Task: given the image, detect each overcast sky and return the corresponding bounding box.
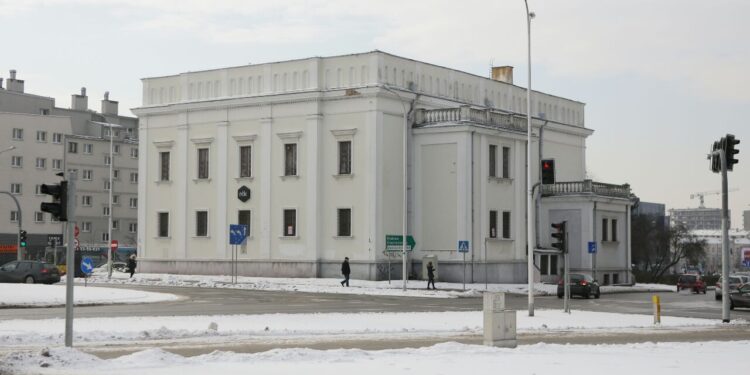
[1,0,748,227]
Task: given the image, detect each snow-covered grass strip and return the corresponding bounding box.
[0,284,180,308]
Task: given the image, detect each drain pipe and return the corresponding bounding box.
[535,121,548,248]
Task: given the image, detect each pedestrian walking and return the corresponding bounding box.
[427,261,436,290]
[340,257,351,287]
[127,254,137,278]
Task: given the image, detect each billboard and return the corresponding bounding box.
[743,248,750,268]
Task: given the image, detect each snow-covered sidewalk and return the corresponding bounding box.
[2,340,747,375]
[0,309,724,348]
[0,284,181,308]
[84,269,674,298]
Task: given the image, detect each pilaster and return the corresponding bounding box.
[260,117,273,259]
[306,113,323,272]
[176,121,189,259]
[216,121,229,258]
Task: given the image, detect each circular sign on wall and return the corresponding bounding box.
[238,186,251,202]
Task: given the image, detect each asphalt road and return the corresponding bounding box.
[1,284,749,321]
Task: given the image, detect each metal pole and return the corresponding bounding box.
[485,237,488,291]
[463,252,466,291]
[720,148,730,323]
[64,171,77,347]
[564,252,570,313]
[107,126,114,279]
[524,0,536,317]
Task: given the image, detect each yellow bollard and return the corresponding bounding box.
[652,295,661,324]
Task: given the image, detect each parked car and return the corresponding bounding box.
[676,274,706,294]
[716,275,746,300]
[729,284,750,310]
[0,260,61,284]
[557,273,601,299]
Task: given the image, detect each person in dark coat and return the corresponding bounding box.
[340,257,351,287]
[427,261,436,290]
[127,254,137,278]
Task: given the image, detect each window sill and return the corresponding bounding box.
[487,237,513,242]
[332,173,354,179]
[193,178,212,183]
[155,236,172,239]
[334,235,354,239]
[234,176,254,182]
[279,235,300,240]
[192,236,211,239]
[488,176,513,184]
[155,180,172,185]
[279,175,300,180]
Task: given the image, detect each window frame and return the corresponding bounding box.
[238,210,252,237]
[602,218,609,242]
[36,130,47,143]
[336,207,352,237]
[502,211,511,239]
[159,151,171,181]
[489,144,497,177]
[197,147,210,179]
[284,143,298,177]
[239,145,252,178]
[489,210,498,239]
[282,208,298,237]
[195,210,209,237]
[337,140,352,175]
[157,211,170,238]
[502,146,510,179]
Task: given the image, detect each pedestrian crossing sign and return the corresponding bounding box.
[458,240,470,253]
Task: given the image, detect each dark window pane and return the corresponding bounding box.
[550,256,558,275]
[502,146,510,178]
[239,146,252,177]
[284,144,297,176]
[160,152,170,181]
[283,209,296,236]
[540,255,549,275]
[196,211,208,237]
[602,218,608,241]
[489,210,498,238]
[502,211,511,239]
[489,145,497,177]
[338,208,351,236]
[338,141,351,175]
[198,148,209,179]
[238,210,251,234]
[612,219,618,242]
[158,212,169,237]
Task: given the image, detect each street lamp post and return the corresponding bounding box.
[90,122,120,280]
[524,0,536,317]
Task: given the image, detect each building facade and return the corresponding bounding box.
[669,208,728,231]
[743,210,750,231]
[134,51,634,283]
[0,70,138,263]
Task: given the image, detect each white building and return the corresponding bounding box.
[134,51,634,283]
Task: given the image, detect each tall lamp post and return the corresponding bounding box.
[91,121,121,280]
[382,84,410,291]
[524,0,536,317]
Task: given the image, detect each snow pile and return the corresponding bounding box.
[2,340,747,374]
[0,284,180,308]
[0,309,722,347]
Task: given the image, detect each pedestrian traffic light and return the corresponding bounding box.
[551,221,566,253]
[541,159,555,184]
[710,140,721,173]
[19,230,27,247]
[725,134,740,171]
[40,181,68,221]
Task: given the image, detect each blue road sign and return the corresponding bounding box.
[229,224,248,245]
[743,260,750,268]
[588,241,597,254]
[80,257,94,275]
[458,240,470,253]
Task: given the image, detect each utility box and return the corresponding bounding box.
[483,292,517,348]
[422,255,438,280]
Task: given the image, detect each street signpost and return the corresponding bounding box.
[229,224,248,284]
[80,256,93,286]
[458,240,470,290]
[588,241,597,254]
[385,235,415,251]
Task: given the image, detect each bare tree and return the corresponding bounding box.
[632,214,706,282]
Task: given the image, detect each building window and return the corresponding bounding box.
[10,183,21,195]
[129,223,137,233]
[337,208,352,237]
[338,141,351,175]
[82,222,92,232]
[113,169,120,180]
[160,151,170,181]
[81,195,92,206]
[130,147,139,159]
[103,206,110,216]
[129,198,137,208]
[36,131,47,142]
[502,211,511,239]
[35,158,46,169]
[502,146,510,178]
[238,210,251,236]
[284,144,297,176]
[82,169,93,180]
[112,220,119,230]
[112,195,120,205]
[239,146,252,178]
[35,212,44,223]
[489,145,497,177]
[83,144,93,154]
[197,148,209,179]
[35,185,43,195]
[130,172,138,183]
[10,211,19,223]
[52,159,62,170]
[158,212,169,237]
[52,133,63,144]
[68,142,78,153]
[104,156,111,166]
[602,218,609,241]
[11,156,22,167]
[113,144,120,154]
[612,219,618,242]
[101,232,109,242]
[489,210,498,238]
[12,128,23,140]
[283,209,297,236]
[195,211,208,237]
[104,180,111,191]
[540,255,558,275]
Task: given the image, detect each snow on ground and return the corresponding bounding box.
[84,268,674,298]
[0,284,180,308]
[0,309,723,347]
[2,340,747,375]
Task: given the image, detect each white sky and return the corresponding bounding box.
[1,0,748,226]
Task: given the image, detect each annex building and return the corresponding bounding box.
[134,51,634,284]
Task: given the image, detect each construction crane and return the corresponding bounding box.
[690,188,739,208]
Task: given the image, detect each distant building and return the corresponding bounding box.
[685,229,750,274]
[0,70,138,263]
[633,201,667,228]
[669,207,728,231]
[744,210,750,231]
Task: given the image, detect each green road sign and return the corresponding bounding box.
[385,234,415,251]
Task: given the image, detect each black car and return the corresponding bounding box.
[0,260,61,284]
[729,284,750,310]
[557,273,601,299]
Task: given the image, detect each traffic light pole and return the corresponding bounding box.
[64,171,77,347]
[719,149,730,323]
[564,229,570,314]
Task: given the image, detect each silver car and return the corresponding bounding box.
[715,275,746,300]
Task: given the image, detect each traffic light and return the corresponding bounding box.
[541,159,555,184]
[710,140,721,173]
[725,134,740,171]
[40,181,68,221]
[551,221,567,253]
[19,230,27,247]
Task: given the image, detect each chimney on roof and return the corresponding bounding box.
[72,86,88,111]
[491,66,514,84]
[6,69,25,93]
[101,91,119,115]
